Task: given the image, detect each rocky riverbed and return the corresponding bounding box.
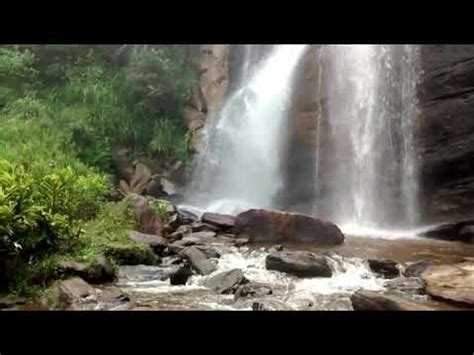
[2,196,473,311]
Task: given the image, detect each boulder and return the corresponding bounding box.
[177,207,200,224]
[169,264,193,285]
[181,246,216,275]
[265,251,332,277]
[132,194,163,236]
[421,220,474,243]
[196,246,221,259]
[234,283,273,300]
[56,256,116,284]
[190,221,221,233]
[43,277,97,309]
[385,277,425,295]
[368,259,400,279]
[203,269,248,294]
[0,296,28,310]
[421,262,474,307]
[145,177,164,198]
[160,177,178,196]
[235,209,344,245]
[130,162,152,193]
[43,277,131,310]
[201,212,236,229]
[118,265,172,282]
[104,243,159,265]
[403,260,434,278]
[112,148,134,183]
[350,290,444,311]
[128,231,167,252]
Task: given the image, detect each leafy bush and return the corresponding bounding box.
[0,159,109,256]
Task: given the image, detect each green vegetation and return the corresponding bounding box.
[0,45,196,296]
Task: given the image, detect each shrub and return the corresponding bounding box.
[0,159,109,256]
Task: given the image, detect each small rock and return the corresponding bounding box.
[403,260,434,278]
[204,269,248,294]
[161,256,183,266]
[181,246,216,275]
[201,212,236,229]
[196,246,221,259]
[233,237,250,247]
[190,221,221,233]
[190,231,217,239]
[385,277,425,295]
[265,251,332,277]
[169,264,193,285]
[118,265,171,282]
[368,259,400,279]
[177,207,200,224]
[234,283,273,300]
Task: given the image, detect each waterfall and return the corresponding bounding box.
[186,45,307,215]
[315,45,422,235]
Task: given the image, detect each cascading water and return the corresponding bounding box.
[315,45,422,235]
[186,45,307,214]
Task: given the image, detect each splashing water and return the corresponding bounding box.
[316,45,422,235]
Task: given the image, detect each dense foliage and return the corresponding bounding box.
[0,45,196,294]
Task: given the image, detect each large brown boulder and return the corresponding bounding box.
[265,251,332,278]
[131,195,163,236]
[421,262,474,307]
[350,290,447,311]
[235,209,344,245]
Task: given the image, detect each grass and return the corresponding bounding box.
[7,197,149,297]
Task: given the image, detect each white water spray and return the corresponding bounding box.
[187,45,307,214]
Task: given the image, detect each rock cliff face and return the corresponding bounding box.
[185,45,231,152]
[418,45,474,222]
[186,44,474,225]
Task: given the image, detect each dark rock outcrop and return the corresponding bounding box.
[419,45,474,222]
[235,209,344,245]
[421,220,474,243]
[368,259,400,279]
[265,251,332,277]
[169,264,193,285]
